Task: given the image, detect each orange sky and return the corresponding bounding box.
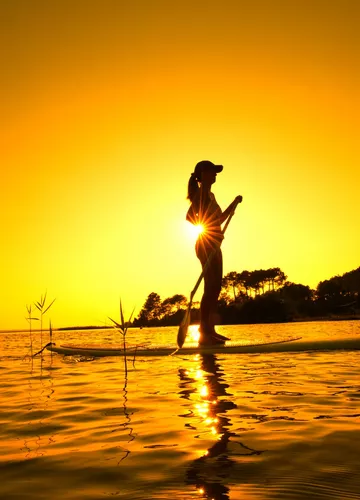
[1,0,359,330]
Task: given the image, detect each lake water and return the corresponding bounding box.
[1,321,360,500]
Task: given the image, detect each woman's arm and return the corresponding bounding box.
[220,195,243,224]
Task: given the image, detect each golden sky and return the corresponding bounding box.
[1,0,359,330]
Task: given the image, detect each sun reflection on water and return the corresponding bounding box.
[191,362,222,444]
[179,353,243,499]
[188,324,200,343]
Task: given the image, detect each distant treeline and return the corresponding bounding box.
[132,266,360,327]
[58,325,112,331]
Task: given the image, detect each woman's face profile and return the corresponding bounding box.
[201,170,217,185]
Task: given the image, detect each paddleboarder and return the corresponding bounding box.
[186,160,242,345]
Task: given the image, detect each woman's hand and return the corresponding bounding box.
[221,196,242,223]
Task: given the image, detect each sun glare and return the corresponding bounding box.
[188,324,200,343]
[186,223,204,240]
[194,224,204,236]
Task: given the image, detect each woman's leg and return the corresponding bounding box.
[196,242,223,341]
[202,248,222,334]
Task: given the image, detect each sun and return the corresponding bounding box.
[194,224,204,236]
[190,224,204,238]
[184,221,205,241]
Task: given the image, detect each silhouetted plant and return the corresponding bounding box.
[34,292,56,350]
[108,300,135,377]
[25,304,39,358]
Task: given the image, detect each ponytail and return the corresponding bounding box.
[187,172,199,202]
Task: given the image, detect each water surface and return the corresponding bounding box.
[1,321,360,499]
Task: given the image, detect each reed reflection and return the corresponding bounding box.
[22,356,55,459]
[116,370,134,463]
[179,351,263,500]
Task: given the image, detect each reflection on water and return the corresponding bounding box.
[117,372,135,463]
[20,359,56,460]
[179,353,264,499]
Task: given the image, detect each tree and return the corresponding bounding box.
[170,294,188,310]
[246,270,263,296]
[222,271,241,301]
[160,297,173,317]
[160,294,187,316]
[316,277,343,300]
[219,291,232,306]
[137,292,162,324]
[238,270,251,297]
[272,267,287,290]
[281,282,314,302]
[342,268,360,297]
[239,293,291,323]
[222,268,288,299]
[265,267,287,291]
[315,269,360,315]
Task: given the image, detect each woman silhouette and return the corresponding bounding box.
[186,161,242,345]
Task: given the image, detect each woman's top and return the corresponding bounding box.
[186,190,223,249]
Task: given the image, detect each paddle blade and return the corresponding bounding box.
[177,308,191,348]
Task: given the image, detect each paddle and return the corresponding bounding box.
[177,199,240,348]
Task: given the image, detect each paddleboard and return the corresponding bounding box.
[46,336,360,357]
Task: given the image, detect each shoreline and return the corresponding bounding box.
[292,315,360,323]
[2,315,359,334]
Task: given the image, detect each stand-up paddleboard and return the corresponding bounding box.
[46,337,360,357]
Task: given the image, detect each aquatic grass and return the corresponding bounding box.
[49,320,53,359]
[33,292,56,350]
[25,304,39,359]
[108,300,135,377]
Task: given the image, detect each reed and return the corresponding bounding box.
[49,320,53,360]
[34,292,56,350]
[25,304,38,358]
[108,300,135,377]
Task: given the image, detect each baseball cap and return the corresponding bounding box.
[194,160,223,179]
